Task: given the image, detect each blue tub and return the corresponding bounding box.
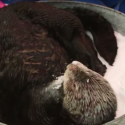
[119,0,125,13]
[1,0,125,14]
[101,0,122,7]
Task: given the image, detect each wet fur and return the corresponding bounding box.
[0,4,69,124]
[64,7,118,65]
[9,1,106,75]
[0,2,116,125]
[0,16,67,125]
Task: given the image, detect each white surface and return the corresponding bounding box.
[96,31,125,118]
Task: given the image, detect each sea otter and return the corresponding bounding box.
[0,1,117,125]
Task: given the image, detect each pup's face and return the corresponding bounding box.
[63,61,93,97]
[62,61,117,125]
[62,61,93,124]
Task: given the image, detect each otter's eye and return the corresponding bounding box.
[72,83,78,91]
[73,83,76,88]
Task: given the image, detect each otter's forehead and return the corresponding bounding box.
[65,61,91,78]
[71,61,103,77]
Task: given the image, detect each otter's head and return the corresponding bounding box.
[62,61,117,125]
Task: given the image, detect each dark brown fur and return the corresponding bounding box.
[64,7,118,65]
[0,2,116,125]
[8,1,106,75]
[0,14,68,124]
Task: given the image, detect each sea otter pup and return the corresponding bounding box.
[61,61,117,125]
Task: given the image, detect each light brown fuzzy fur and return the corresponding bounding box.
[63,61,117,125]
